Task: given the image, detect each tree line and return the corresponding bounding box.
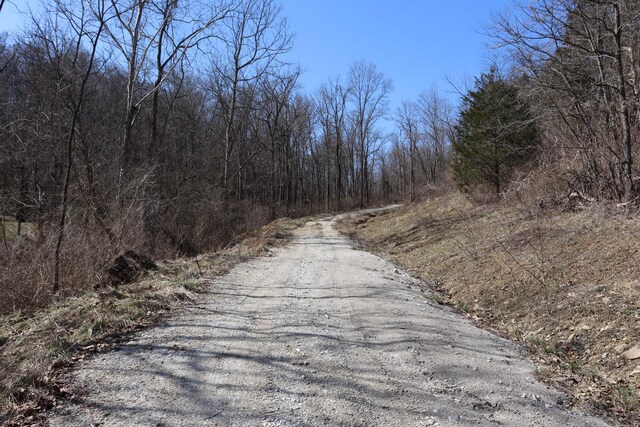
[4,0,631,312]
[0,0,449,311]
[454,0,640,202]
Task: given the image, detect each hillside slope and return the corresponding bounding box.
[338,194,639,425]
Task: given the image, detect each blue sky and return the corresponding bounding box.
[0,1,35,33]
[279,0,514,109]
[0,0,513,121]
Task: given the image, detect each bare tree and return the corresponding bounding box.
[49,0,108,292]
[417,87,452,183]
[492,0,639,201]
[395,100,419,201]
[92,0,230,177]
[255,68,299,218]
[348,61,392,207]
[316,77,350,210]
[210,0,292,193]
[147,0,232,161]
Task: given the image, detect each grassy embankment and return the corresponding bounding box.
[338,193,639,426]
[0,216,308,425]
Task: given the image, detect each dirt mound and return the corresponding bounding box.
[101,250,157,287]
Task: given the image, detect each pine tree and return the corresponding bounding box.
[453,69,539,197]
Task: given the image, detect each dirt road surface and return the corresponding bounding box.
[52,213,610,426]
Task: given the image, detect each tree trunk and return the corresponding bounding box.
[54,18,104,293]
[336,133,342,210]
[613,3,634,199]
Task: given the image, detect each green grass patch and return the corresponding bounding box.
[527,336,557,356]
[612,383,639,412]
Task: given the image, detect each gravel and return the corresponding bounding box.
[51,213,610,426]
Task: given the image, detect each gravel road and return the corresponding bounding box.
[52,213,610,426]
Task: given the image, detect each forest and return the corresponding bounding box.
[1,0,639,314]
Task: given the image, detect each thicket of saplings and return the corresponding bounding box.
[2,0,639,315]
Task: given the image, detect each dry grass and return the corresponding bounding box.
[0,200,284,315]
[0,216,308,426]
[338,192,639,426]
[0,217,37,241]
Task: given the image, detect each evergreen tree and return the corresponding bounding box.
[453,69,539,196]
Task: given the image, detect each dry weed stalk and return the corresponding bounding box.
[450,207,481,262]
[494,208,553,315]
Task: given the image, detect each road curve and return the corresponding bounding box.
[52,214,609,426]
